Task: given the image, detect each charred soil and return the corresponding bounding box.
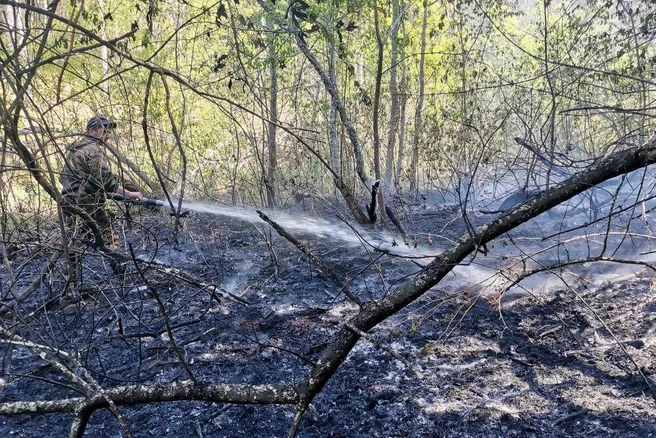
[1,199,656,437]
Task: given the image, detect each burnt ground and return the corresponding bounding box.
[1,196,656,437]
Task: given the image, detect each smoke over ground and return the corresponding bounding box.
[156,165,656,301]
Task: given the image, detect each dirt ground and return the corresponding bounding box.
[1,196,656,437]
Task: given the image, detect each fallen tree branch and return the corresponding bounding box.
[0,328,134,438]
[257,210,362,306]
[0,380,299,415]
[292,136,656,432]
[132,253,249,306]
[0,248,62,317]
[552,407,590,427]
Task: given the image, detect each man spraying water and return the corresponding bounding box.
[60,115,144,290]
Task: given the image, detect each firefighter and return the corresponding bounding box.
[60,115,144,289]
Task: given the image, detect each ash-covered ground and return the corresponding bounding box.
[1,192,656,437]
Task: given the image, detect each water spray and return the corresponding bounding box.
[109,192,439,257]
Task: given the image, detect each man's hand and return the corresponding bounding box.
[116,184,144,201]
[125,190,144,201]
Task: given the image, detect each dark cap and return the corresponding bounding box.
[86,116,117,131]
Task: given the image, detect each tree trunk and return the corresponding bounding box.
[409,0,428,195]
[384,0,401,188]
[542,0,556,189]
[266,19,278,209]
[328,26,367,223]
[372,3,388,222]
[395,14,408,189]
[372,4,383,182]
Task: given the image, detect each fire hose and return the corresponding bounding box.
[107,192,166,207]
[108,193,191,217]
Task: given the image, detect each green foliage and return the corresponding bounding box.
[0,0,654,212]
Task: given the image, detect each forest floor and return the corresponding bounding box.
[1,194,656,437]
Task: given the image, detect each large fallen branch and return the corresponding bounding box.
[289,136,656,434]
[0,380,298,415]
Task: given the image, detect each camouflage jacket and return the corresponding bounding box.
[60,137,119,199]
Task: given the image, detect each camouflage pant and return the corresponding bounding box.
[62,193,115,247]
[62,194,118,289]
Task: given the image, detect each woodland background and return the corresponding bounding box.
[1,0,656,437]
[1,0,654,212]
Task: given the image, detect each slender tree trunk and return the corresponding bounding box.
[384,0,401,188]
[328,36,341,178]
[372,4,383,181]
[620,0,647,142]
[0,135,11,268]
[542,0,556,190]
[328,26,367,223]
[456,7,471,174]
[97,0,111,98]
[265,19,278,208]
[372,3,388,222]
[395,17,408,188]
[410,0,428,195]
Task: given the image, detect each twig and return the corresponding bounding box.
[195,419,204,438]
[130,247,198,384]
[0,328,134,438]
[0,249,63,317]
[507,353,533,368]
[254,224,279,278]
[259,343,317,367]
[539,325,564,338]
[257,210,362,306]
[514,137,575,176]
[132,255,248,306]
[552,407,589,427]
